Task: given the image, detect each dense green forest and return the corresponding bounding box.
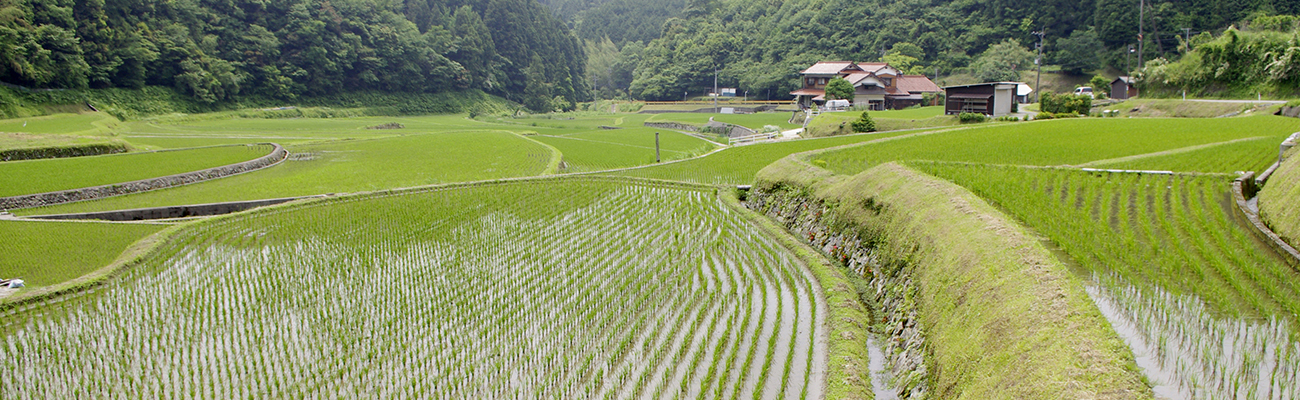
[0,0,587,112]
[617,0,1300,100]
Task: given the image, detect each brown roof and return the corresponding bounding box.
[790,88,824,96]
[895,75,942,93]
[856,62,888,74]
[844,72,873,85]
[801,62,860,75]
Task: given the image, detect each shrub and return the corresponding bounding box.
[958,112,988,123]
[851,111,877,132]
[1039,92,1092,115]
[995,116,1020,122]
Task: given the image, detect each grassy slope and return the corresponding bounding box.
[0,220,165,289]
[18,131,554,215]
[0,144,273,197]
[813,116,1300,172]
[755,158,1148,399]
[1260,147,1300,247]
[1101,99,1278,118]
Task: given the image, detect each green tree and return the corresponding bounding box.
[824,77,853,100]
[1090,75,1110,96]
[851,111,876,132]
[1055,29,1104,75]
[973,39,1035,83]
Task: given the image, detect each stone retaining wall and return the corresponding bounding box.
[1,143,128,161]
[643,122,755,138]
[26,195,322,221]
[745,188,930,399]
[0,143,287,210]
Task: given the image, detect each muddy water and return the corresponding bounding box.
[865,335,900,400]
[1084,274,1300,400]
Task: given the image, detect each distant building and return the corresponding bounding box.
[790,61,941,110]
[943,82,1020,117]
[1111,77,1137,100]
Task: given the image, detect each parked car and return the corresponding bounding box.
[825,99,851,111]
[1073,87,1095,98]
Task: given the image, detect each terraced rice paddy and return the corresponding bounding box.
[0,144,274,197]
[0,220,165,289]
[532,128,716,172]
[0,179,826,399]
[18,132,556,215]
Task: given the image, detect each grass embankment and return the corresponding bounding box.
[1261,147,1300,247]
[0,220,165,290]
[804,107,956,137]
[755,157,1149,399]
[1100,99,1278,118]
[0,144,274,197]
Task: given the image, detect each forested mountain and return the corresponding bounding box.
[626,0,1300,100]
[537,0,686,45]
[0,0,587,111]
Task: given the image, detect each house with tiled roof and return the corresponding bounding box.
[790,61,942,110]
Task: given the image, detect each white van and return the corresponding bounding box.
[825,99,851,111]
[1073,87,1095,98]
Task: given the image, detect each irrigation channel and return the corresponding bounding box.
[0,180,828,399]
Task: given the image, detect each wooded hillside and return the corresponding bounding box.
[0,0,588,111]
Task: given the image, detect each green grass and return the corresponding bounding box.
[609,129,933,185]
[1087,136,1289,174]
[814,116,1300,173]
[804,109,957,137]
[0,145,273,197]
[0,113,121,136]
[1101,99,1278,118]
[0,113,126,151]
[0,177,825,398]
[17,131,555,215]
[914,163,1300,321]
[1260,147,1300,246]
[533,127,716,172]
[0,220,164,289]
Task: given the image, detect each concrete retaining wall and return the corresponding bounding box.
[1232,173,1300,266]
[0,143,287,210]
[25,195,323,221]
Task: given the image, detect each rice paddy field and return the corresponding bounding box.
[0,220,165,289]
[802,114,1300,399]
[0,144,274,197]
[3,106,1300,399]
[0,179,827,399]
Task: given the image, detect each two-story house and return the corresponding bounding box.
[790,61,942,110]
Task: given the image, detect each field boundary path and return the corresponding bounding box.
[0,143,287,210]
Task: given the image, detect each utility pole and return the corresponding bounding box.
[1182,27,1192,52]
[1126,44,1134,76]
[1033,30,1045,103]
[1138,0,1145,71]
[713,68,719,113]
